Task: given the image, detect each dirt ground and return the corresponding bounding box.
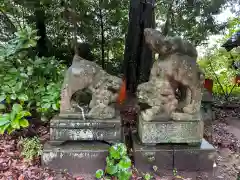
[0,103,240,180]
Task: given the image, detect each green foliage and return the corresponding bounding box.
[1,0,234,76]
[155,0,227,45]
[0,103,31,134]
[95,169,104,179]
[20,136,43,162]
[144,173,152,180]
[198,48,240,97]
[197,17,240,99]
[95,143,132,180]
[0,25,65,125]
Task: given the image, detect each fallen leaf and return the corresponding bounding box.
[18,174,25,180]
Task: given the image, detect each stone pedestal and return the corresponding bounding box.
[42,141,109,177]
[49,114,122,145]
[132,134,216,175]
[174,139,216,171]
[138,114,204,144]
[133,134,173,172]
[42,112,123,177]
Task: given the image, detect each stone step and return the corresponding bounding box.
[132,134,216,173]
[41,141,110,178]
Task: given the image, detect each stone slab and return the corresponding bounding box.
[202,90,213,103]
[132,134,173,172]
[41,141,109,176]
[156,170,217,180]
[138,115,204,144]
[174,139,216,171]
[50,115,122,144]
[201,102,214,123]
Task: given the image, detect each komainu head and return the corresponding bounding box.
[144,28,198,59]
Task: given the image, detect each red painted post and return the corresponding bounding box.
[235,74,240,85]
[204,79,213,93]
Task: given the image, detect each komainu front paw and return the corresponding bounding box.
[183,104,196,114]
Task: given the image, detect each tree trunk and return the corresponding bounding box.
[34,2,49,57]
[163,0,174,36]
[99,0,105,69]
[123,0,155,93]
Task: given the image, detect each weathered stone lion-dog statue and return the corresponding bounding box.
[138,28,204,121]
[60,54,123,119]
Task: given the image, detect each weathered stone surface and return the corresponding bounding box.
[49,115,122,144]
[138,115,204,144]
[137,28,205,121]
[60,54,123,119]
[174,139,216,171]
[42,141,109,177]
[157,170,216,180]
[132,134,173,172]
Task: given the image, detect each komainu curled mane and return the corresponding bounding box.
[144,28,204,115]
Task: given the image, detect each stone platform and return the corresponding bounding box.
[132,134,216,173]
[138,115,204,144]
[42,141,110,177]
[49,114,122,145]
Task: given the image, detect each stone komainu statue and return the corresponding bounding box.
[60,54,123,119]
[137,28,204,121]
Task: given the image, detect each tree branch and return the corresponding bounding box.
[0,9,17,33]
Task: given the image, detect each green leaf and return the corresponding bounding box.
[12,104,23,113]
[15,82,23,91]
[0,123,10,134]
[109,145,121,160]
[144,173,152,180]
[117,156,131,169]
[7,126,15,134]
[18,94,28,101]
[17,111,31,119]
[9,68,18,73]
[10,94,17,100]
[0,94,6,102]
[19,119,29,128]
[52,104,58,110]
[95,169,104,179]
[117,170,132,180]
[0,114,10,126]
[105,164,118,175]
[42,103,51,109]
[0,104,6,110]
[2,86,11,92]
[11,118,20,129]
[109,143,127,160]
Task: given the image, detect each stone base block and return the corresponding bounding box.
[174,139,216,171]
[155,170,216,180]
[132,134,173,172]
[50,115,122,145]
[132,134,216,173]
[138,115,204,144]
[41,141,109,176]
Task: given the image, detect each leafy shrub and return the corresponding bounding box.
[20,136,43,162]
[96,143,132,180]
[0,103,31,134]
[0,25,66,127]
[197,17,240,100]
[198,48,240,100]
